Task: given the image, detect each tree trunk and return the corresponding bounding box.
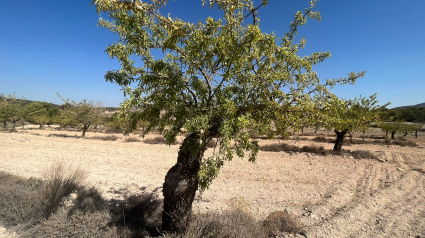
[333,130,347,151]
[386,131,388,137]
[391,131,395,139]
[162,132,205,234]
[82,125,89,137]
[39,124,43,128]
[415,131,418,138]
[3,121,7,128]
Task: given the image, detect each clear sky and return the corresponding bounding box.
[0,0,424,108]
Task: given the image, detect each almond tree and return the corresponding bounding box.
[93,0,366,233]
[0,93,25,128]
[323,94,388,151]
[59,95,104,137]
[24,102,59,128]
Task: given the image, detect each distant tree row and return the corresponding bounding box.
[0,93,114,137]
[381,107,425,123]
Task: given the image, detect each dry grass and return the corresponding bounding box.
[40,163,88,218]
[392,140,417,147]
[260,143,330,156]
[23,208,121,238]
[0,170,306,238]
[0,171,44,228]
[351,150,378,160]
[0,163,88,231]
[47,133,79,138]
[262,211,305,237]
[143,136,167,144]
[88,135,119,141]
[123,136,142,142]
[181,209,265,238]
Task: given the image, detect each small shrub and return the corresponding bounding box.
[183,209,265,238]
[0,171,44,228]
[24,208,121,238]
[47,133,79,138]
[40,163,88,218]
[300,145,330,156]
[89,135,119,141]
[110,193,163,235]
[262,211,305,237]
[260,143,331,156]
[313,136,327,143]
[69,187,107,215]
[351,150,378,160]
[143,136,167,144]
[392,140,417,147]
[123,136,141,142]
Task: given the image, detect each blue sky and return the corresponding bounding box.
[0,0,424,108]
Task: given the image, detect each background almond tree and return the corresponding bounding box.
[321,94,388,151]
[58,95,104,137]
[0,93,25,128]
[93,0,366,233]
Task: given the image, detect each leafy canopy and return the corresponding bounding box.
[93,0,365,189]
[323,94,389,133]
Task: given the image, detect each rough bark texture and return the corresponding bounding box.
[162,133,204,234]
[333,130,347,151]
[162,119,220,234]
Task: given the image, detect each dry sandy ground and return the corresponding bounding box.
[1,127,425,238]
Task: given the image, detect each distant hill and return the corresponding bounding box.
[0,97,60,107]
[1,97,120,111]
[395,102,425,109]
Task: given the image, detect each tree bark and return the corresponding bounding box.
[162,132,205,234]
[82,125,89,137]
[415,131,418,138]
[3,121,7,128]
[333,130,347,151]
[391,131,395,139]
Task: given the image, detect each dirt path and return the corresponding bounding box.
[1,129,424,237]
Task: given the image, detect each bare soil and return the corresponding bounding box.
[1,126,425,238]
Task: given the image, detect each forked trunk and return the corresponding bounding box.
[333,130,347,151]
[391,131,395,139]
[162,133,205,234]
